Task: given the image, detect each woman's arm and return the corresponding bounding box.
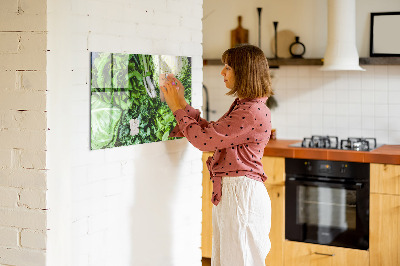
[162,76,210,137]
[172,106,257,152]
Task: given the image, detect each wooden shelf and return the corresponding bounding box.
[359,57,400,65]
[203,58,323,67]
[203,57,400,67]
[268,58,322,67]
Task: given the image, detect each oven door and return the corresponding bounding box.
[285,177,369,250]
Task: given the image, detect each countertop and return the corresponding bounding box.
[263,139,400,165]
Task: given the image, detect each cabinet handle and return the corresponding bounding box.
[314,252,335,257]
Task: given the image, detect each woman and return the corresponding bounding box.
[161,44,273,266]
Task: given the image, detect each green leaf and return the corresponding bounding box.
[91,92,123,150]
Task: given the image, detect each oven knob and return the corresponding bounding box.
[340,164,347,174]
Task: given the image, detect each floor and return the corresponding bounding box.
[202,257,211,266]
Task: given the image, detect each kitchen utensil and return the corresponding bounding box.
[257,8,262,48]
[289,36,306,58]
[231,16,249,48]
[273,21,279,58]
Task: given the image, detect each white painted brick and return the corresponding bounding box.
[0,227,19,247]
[0,90,46,111]
[0,71,16,90]
[0,169,47,189]
[0,187,19,208]
[0,129,46,150]
[180,15,202,30]
[71,113,89,134]
[70,151,90,167]
[16,70,47,91]
[191,55,203,69]
[135,24,169,41]
[166,0,192,15]
[70,70,90,87]
[0,208,46,230]
[0,32,20,54]
[191,31,203,45]
[0,13,46,32]
[0,149,11,169]
[0,0,18,13]
[0,52,47,71]
[68,53,90,72]
[87,164,108,183]
[87,211,109,233]
[71,218,88,242]
[121,161,134,176]
[20,149,46,170]
[10,148,21,169]
[189,3,203,19]
[1,110,46,130]
[19,189,46,209]
[18,32,47,54]
[20,229,46,249]
[19,0,47,15]
[190,160,203,174]
[71,132,90,151]
[0,247,45,266]
[71,166,88,186]
[104,178,123,196]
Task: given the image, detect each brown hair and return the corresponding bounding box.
[221,44,273,99]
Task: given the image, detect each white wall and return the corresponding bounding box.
[0,0,48,265]
[46,0,203,266]
[203,0,400,58]
[203,0,400,145]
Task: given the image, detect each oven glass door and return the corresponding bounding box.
[286,179,369,250]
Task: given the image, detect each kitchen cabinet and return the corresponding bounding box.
[264,184,284,266]
[201,152,213,258]
[284,241,369,266]
[370,163,400,195]
[261,156,285,266]
[201,153,286,266]
[370,163,400,266]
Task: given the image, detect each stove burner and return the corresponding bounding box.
[340,137,377,151]
[294,136,379,151]
[301,135,339,149]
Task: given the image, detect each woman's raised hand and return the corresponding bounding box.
[160,75,186,113]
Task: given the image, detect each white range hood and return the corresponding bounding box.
[320,0,365,71]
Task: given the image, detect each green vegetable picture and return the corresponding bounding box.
[90,52,192,150]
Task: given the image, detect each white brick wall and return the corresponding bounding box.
[47,1,203,266]
[0,0,48,265]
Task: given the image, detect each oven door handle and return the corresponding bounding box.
[287,177,364,189]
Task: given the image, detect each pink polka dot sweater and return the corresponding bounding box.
[170,97,272,206]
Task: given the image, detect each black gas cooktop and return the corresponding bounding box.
[289,135,382,151]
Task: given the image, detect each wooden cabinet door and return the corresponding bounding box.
[201,152,213,258]
[262,156,285,186]
[370,193,400,266]
[284,241,369,266]
[264,184,284,266]
[370,163,400,195]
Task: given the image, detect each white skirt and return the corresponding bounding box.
[212,176,271,266]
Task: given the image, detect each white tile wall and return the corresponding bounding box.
[203,65,400,144]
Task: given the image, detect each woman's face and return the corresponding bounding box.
[220,64,235,89]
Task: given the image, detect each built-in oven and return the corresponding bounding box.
[285,158,370,250]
